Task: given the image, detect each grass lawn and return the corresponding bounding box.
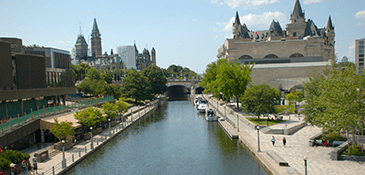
[247,117,286,126]
[119,97,148,105]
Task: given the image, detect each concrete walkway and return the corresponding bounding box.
[205,95,365,175]
[20,104,156,175]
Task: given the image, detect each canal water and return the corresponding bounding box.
[65,98,269,175]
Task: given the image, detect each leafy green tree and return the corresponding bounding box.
[87,67,101,80]
[121,69,153,103]
[101,73,113,84]
[216,59,253,110]
[286,93,296,115]
[116,101,129,120]
[303,65,365,152]
[50,118,75,141]
[74,107,105,128]
[240,84,281,119]
[76,63,90,80]
[76,79,96,95]
[201,61,217,95]
[142,65,168,95]
[102,102,118,118]
[295,90,304,104]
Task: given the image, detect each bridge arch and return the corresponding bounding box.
[264,54,279,59]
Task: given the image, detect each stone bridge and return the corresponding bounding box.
[166,79,204,97]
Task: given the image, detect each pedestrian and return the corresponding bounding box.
[0,169,3,175]
[22,160,27,174]
[283,137,287,148]
[33,154,37,163]
[33,160,38,174]
[27,160,33,175]
[271,136,276,146]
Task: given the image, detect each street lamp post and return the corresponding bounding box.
[304,156,308,175]
[108,118,111,137]
[62,140,66,168]
[90,127,93,149]
[256,126,261,152]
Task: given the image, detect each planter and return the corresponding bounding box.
[54,142,73,151]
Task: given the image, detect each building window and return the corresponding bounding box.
[360,50,364,53]
[360,58,364,62]
[360,67,364,70]
[360,63,364,66]
[360,54,364,57]
[360,41,364,45]
[293,32,297,37]
[360,45,364,49]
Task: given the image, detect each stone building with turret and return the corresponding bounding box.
[91,18,102,58]
[217,0,335,93]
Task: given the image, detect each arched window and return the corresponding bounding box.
[239,55,253,59]
[264,54,279,59]
[289,53,304,58]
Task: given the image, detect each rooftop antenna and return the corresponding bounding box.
[79,22,83,35]
[94,12,96,18]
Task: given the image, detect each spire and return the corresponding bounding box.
[327,15,334,30]
[292,0,304,18]
[234,11,241,26]
[91,18,101,38]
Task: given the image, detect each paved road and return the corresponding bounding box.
[204,95,365,175]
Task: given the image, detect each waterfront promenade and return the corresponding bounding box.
[20,103,157,175]
[205,95,365,175]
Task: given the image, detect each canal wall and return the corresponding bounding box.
[203,95,288,175]
[38,100,161,175]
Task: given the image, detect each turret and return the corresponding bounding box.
[232,11,241,39]
[151,47,156,66]
[326,15,335,46]
[290,0,305,23]
[91,18,102,58]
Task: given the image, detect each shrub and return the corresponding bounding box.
[342,145,365,156]
[0,157,11,171]
[0,150,30,164]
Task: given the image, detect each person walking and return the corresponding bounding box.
[21,160,27,174]
[27,161,33,175]
[271,136,276,146]
[283,137,287,148]
[32,160,38,174]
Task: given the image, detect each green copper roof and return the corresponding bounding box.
[75,34,88,46]
[92,18,100,36]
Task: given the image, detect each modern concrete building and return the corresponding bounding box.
[117,45,137,70]
[217,0,333,92]
[355,38,365,74]
[0,38,76,150]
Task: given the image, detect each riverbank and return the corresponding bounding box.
[22,100,159,175]
[204,94,365,175]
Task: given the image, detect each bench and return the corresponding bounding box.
[266,150,289,166]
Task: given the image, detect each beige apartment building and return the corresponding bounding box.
[355,38,365,74]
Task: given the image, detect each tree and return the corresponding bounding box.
[121,69,153,103]
[142,65,168,95]
[102,102,118,119]
[295,90,304,105]
[240,84,281,119]
[50,118,75,141]
[303,65,365,152]
[74,107,105,128]
[216,59,253,110]
[285,93,296,118]
[201,61,219,96]
[86,67,101,80]
[76,63,90,80]
[116,101,128,120]
[101,72,113,84]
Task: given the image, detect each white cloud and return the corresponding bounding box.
[212,0,280,9]
[357,22,365,26]
[355,10,365,19]
[347,42,355,58]
[216,11,287,32]
[303,0,328,5]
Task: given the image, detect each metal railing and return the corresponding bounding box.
[1,96,114,134]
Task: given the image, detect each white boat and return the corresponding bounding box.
[194,95,202,107]
[205,108,218,121]
[197,100,208,113]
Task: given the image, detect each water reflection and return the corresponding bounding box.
[66,99,268,175]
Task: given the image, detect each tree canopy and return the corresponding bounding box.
[303,65,365,150]
[74,107,105,127]
[142,65,168,95]
[50,118,75,141]
[240,84,281,118]
[121,69,153,103]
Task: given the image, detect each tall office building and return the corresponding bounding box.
[355,38,365,74]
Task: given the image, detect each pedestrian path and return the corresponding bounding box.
[204,95,365,175]
[21,103,157,175]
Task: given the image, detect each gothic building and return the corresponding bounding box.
[218,0,335,62]
[74,31,88,60]
[91,18,102,58]
[217,0,334,92]
[135,43,156,70]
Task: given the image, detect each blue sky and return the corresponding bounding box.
[1,0,364,73]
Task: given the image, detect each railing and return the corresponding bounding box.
[1,96,114,134]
